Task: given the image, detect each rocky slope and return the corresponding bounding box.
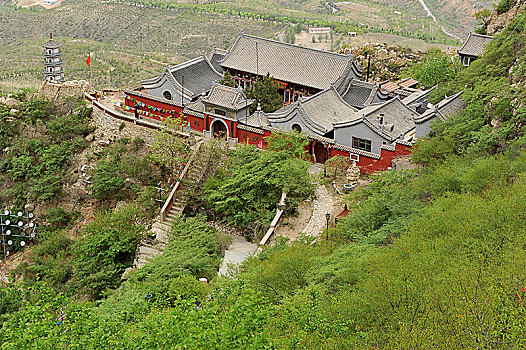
[487,0,526,35]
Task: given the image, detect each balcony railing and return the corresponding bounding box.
[43,67,63,74]
[43,59,63,66]
[42,50,61,56]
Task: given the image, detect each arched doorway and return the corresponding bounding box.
[211,120,228,140]
[314,142,327,164]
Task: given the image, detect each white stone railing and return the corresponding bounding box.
[259,192,287,245]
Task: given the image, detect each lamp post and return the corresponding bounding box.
[325,213,330,240]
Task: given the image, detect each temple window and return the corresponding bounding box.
[163,90,172,100]
[292,124,302,133]
[352,137,372,152]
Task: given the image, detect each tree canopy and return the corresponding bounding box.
[246,73,283,113]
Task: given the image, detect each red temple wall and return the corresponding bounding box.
[124,93,413,174]
[124,92,183,121]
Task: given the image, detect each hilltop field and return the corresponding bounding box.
[0,0,495,91]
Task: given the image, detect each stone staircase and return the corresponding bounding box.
[127,139,225,272]
[126,142,205,272]
[162,152,207,226]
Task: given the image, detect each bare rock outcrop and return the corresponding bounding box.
[38,80,91,101]
[487,0,526,35]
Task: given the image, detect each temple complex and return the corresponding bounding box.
[219,33,363,104]
[123,32,465,174]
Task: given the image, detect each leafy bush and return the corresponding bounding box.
[402,48,457,89]
[68,204,145,299]
[204,144,313,230]
[98,216,222,319]
[496,0,517,13]
[89,156,127,200]
[0,97,92,204]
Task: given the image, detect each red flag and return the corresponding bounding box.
[257,139,263,149]
[86,52,91,67]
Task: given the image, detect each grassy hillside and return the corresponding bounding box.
[3,0,492,90]
[0,0,283,90]
[0,10,525,348]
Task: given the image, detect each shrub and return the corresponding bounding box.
[69,204,145,299]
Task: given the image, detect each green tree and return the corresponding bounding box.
[219,69,236,87]
[474,9,492,34]
[246,73,283,113]
[204,144,313,230]
[403,48,457,88]
[324,154,350,180]
[496,0,517,14]
[68,204,145,299]
[265,130,309,160]
[89,156,126,200]
[150,114,187,176]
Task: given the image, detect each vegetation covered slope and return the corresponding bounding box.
[0,11,526,350]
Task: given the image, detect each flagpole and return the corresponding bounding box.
[88,52,92,87]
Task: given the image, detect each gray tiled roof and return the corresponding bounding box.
[415,92,466,124]
[209,49,228,73]
[141,56,223,100]
[335,97,418,142]
[245,110,270,128]
[267,87,358,134]
[402,87,434,106]
[185,98,205,113]
[171,56,223,97]
[43,39,61,49]
[436,91,466,116]
[458,33,493,57]
[339,79,392,109]
[238,124,266,134]
[202,84,254,111]
[332,144,381,159]
[219,34,363,90]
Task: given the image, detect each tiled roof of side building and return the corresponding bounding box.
[209,48,229,74]
[219,34,363,90]
[334,97,418,142]
[202,84,254,111]
[267,86,358,134]
[339,79,392,109]
[414,92,466,124]
[436,91,466,117]
[397,78,419,89]
[458,33,493,57]
[141,56,222,100]
[402,87,435,106]
[244,109,270,128]
[185,98,206,113]
[171,56,223,97]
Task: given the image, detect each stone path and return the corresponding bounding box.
[301,164,334,237]
[219,235,257,277]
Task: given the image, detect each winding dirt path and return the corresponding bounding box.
[301,164,335,237]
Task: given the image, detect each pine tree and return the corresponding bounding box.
[219,70,236,87]
[246,73,283,113]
